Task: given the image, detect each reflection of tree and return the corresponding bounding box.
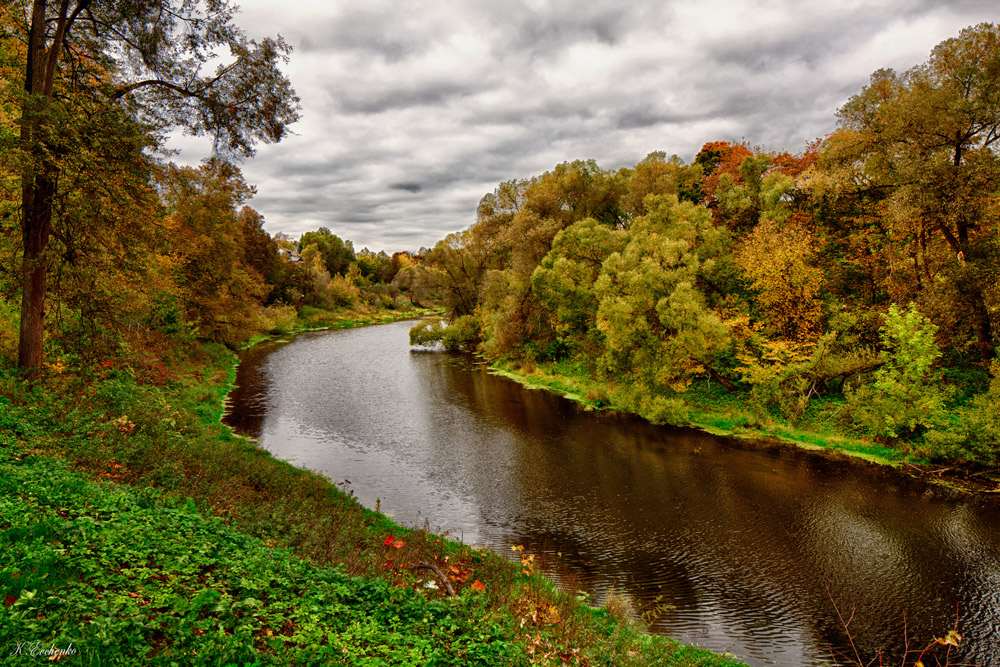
[431,359,1000,665]
[224,338,293,438]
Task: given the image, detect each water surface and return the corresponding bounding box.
[225,322,1000,667]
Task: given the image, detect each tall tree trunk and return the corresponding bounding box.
[17,0,61,376]
[969,283,995,362]
[18,174,54,375]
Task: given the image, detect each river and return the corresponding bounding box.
[224,321,1000,667]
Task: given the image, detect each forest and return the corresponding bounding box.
[409,24,1000,469]
[0,1,997,664]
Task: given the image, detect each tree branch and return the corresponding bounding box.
[109,78,208,102]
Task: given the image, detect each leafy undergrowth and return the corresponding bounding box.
[0,319,745,667]
[0,448,517,666]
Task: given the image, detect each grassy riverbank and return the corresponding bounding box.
[488,359,1000,494]
[0,306,745,666]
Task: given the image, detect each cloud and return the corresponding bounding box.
[390,183,423,194]
[166,0,1000,252]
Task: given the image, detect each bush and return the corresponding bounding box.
[925,360,1000,465]
[843,305,950,439]
[409,317,446,347]
[259,304,297,334]
[0,300,18,363]
[440,315,481,350]
[327,273,360,307]
[409,316,480,351]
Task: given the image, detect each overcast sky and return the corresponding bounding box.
[168,1,998,253]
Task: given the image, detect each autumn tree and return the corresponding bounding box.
[621,151,702,220]
[14,0,299,374]
[422,230,497,319]
[299,228,355,277]
[832,23,1000,360]
[530,218,625,358]
[479,161,629,358]
[162,161,267,346]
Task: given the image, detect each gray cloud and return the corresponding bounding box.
[167,0,1000,252]
[389,183,423,194]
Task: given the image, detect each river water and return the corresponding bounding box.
[224,321,1000,667]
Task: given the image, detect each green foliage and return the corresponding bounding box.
[531,218,626,355]
[299,228,355,277]
[594,195,732,394]
[924,361,1000,465]
[409,316,480,351]
[952,363,1000,464]
[0,455,520,666]
[845,305,950,438]
[0,299,16,362]
[410,317,448,347]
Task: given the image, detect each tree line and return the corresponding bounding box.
[408,24,1000,465]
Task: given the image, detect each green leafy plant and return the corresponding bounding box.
[844,305,950,439]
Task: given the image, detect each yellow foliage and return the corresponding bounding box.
[736,216,824,342]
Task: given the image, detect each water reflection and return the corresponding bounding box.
[224,322,1000,667]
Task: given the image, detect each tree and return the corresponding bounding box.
[299,228,355,277]
[530,218,625,356]
[15,0,299,374]
[594,195,733,393]
[163,161,268,346]
[845,305,950,438]
[621,151,702,220]
[833,23,1000,361]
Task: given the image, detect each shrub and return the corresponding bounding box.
[440,315,481,351]
[409,316,480,351]
[409,317,446,347]
[327,273,360,307]
[0,300,18,363]
[843,305,950,439]
[259,304,297,334]
[925,360,1000,465]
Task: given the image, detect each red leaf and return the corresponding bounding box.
[470,580,486,592]
[383,535,395,546]
[4,595,17,607]
[393,540,404,549]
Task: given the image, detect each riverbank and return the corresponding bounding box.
[0,307,746,666]
[488,359,1000,498]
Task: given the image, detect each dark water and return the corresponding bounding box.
[224,322,1000,667]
